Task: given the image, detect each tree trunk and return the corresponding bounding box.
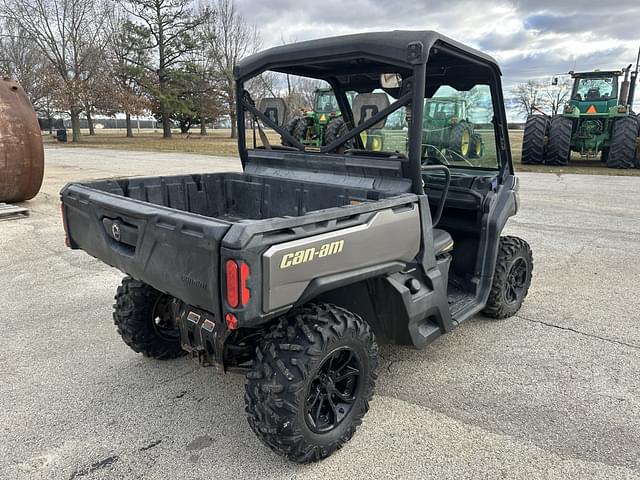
[87,110,95,135]
[230,111,237,139]
[125,112,133,138]
[200,115,207,136]
[70,109,81,142]
[161,104,172,138]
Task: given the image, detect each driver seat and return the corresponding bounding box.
[433,229,454,256]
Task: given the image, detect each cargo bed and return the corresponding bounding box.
[60,172,417,319]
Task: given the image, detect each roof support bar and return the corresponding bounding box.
[240,95,307,151]
[319,92,412,154]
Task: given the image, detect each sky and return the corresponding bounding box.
[236,0,640,118]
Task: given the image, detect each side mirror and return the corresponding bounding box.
[381,73,401,89]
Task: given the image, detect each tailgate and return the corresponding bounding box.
[61,183,230,315]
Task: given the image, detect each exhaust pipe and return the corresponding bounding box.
[627,46,640,111]
[619,64,632,106]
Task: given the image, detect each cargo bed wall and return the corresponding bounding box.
[88,173,387,221]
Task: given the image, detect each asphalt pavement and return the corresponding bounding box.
[1,146,639,479]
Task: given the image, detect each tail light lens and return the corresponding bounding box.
[226,260,239,307]
[225,259,251,309]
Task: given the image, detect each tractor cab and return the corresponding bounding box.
[568,71,621,114]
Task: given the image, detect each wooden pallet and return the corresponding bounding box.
[0,202,29,220]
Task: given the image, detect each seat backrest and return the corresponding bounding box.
[352,93,390,129]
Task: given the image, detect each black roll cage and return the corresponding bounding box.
[235,39,512,195]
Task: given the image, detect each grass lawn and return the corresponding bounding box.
[47,128,640,176]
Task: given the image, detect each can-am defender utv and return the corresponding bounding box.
[60,31,533,463]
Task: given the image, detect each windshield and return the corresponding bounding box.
[572,76,618,101]
[250,73,500,171]
[315,91,340,113]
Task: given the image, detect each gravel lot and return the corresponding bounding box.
[1,146,639,479]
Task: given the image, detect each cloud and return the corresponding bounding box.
[234,0,640,118]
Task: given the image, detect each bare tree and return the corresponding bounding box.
[541,77,572,116]
[511,80,546,117]
[0,0,110,142]
[203,0,260,138]
[119,0,209,139]
[0,19,48,110]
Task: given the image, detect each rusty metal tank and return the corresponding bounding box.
[0,78,44,203]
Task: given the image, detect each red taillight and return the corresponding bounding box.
[226,259,250,309]
[240,262,250,306]
[225,313,238,330]
[226,260,239,307]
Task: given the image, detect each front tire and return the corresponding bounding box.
[469,133,483,159]
[483,236,533,319]
[113,277,184,359]
[245,303,379,463]
[449,123,471,157]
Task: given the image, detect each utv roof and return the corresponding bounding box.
[235,30,501,81]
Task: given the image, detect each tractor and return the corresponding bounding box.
[285,88,355,147]
[421,97,483,159]
[367,97,484,161]
[522,49,640,168]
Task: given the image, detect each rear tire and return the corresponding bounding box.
[483,236,533,319]
[113,277,184,359]
[245,303,379,463]
[521,115,549,164]
[607,116,639,169]
[546,115,573,165]
[282,117,307,146]
[324,117,355,151]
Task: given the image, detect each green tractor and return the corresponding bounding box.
[284,88,355,147]
[421,97,483,159]
[368,97,484,160]
[522,50,640,168]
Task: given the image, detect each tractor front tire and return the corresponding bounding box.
[546,115,573,165]
[113,277,184,360]
[483,236,533,319]
[521,115,549,164]
[324,117,355,151]
[245,303,379,463]
[607,116,639,169]
[449,123,471,158]
[469,133,484,159]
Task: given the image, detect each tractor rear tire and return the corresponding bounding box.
[607,116,639,169]
[245,303,379,463]
[521,115,549,164]
[545,115,573,165]
[283,117,307,146]
[449,123,471,158]
[483,236,533,319]
[113,277,184,360]
[325,117,355,152]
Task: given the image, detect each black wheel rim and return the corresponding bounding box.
[505,258,528,305]
[152,295,180,341]
[305,347,362,433]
